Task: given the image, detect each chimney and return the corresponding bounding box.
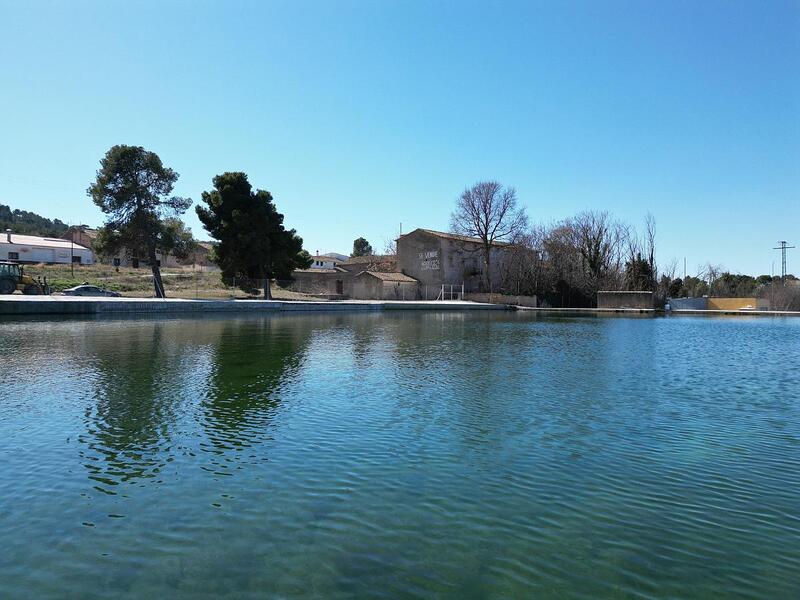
[5,229,11,243]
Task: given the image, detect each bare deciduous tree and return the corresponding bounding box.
[622,213,658,293]
[767,282,800,311]
[450,181,528,292]
[382,236,397,256]
[658,257,679,302]
[644,212,657,287]
[499,225,547,296]
[570,210,626,297]
[700,263,723,296]
[485,209,664,307]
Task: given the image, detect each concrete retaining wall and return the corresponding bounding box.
[668,297,771,311]
[465,293,537,307]
[0,297,511,316]
[597,291,653,309]
[708,297,769,311]
[669,297,707,310]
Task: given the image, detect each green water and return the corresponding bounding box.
[1,312,798,599]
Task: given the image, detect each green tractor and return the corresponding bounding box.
[0,261,51,295]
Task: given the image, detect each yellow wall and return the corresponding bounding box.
[707,297,766,310]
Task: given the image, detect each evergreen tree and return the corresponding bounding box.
[624,252,655,291]
[87,145,191,298]
[196,172,310,299]
[351,237,373,257]
[0,203,69,237]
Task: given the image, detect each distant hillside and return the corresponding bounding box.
[0,203,69,237]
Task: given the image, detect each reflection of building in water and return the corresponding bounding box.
[289,228,510,299]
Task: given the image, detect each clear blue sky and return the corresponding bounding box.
[1,0,798,275]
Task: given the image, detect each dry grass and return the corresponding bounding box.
[21,263,321,301]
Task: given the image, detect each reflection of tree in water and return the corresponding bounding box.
[199,317,313,472]
[76,315,318,487]
[79,321,191,494]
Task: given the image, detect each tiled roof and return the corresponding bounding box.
[358,271,418,283]
[312,254,342,262]
[66,226,99,239]
[402,228,510,246]
[341,254,396,264]
[2,233,92,251]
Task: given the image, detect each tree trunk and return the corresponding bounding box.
[263,272,271,300]
[483,243,492,294]
[149,244,166,298]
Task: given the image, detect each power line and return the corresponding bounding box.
[773,241,795,283]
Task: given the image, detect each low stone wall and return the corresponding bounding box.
[464,293,537,308]
[286,270,343,295]
[597,291,653,309]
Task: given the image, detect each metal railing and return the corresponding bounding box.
[436,283,464,301]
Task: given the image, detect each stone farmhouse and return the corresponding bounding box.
[61,226,216,270]
[288,228,510,300]
[396,229,509,294]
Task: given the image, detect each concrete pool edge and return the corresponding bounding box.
[3,297,798,317]
[516,307,800,317]
[0,296,512,315]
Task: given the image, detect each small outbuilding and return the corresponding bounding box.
[351,271,419,300]
[290,268,346,297]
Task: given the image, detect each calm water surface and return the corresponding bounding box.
[1,312,798,599]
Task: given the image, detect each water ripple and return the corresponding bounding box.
[0,313,798,598]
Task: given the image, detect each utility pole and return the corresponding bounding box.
[70,223,74,278]
[771,261,775,308]
[773,241,795,283]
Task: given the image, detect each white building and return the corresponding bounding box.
[1,230,94,265]
[309,253,346,270]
